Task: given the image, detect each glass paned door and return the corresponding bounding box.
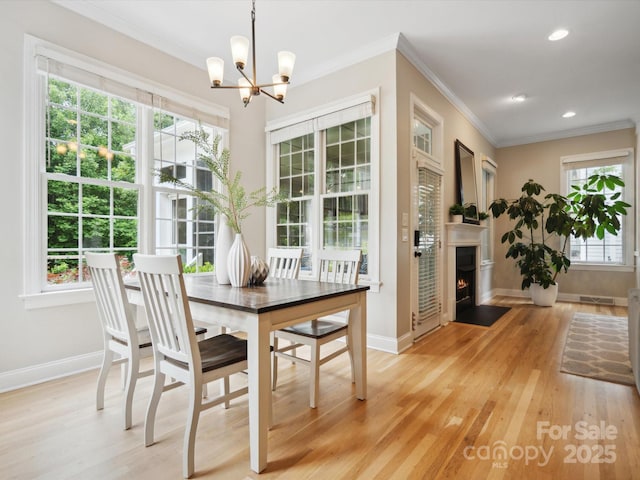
[414,165,441,337]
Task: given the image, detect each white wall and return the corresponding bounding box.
[0,0,267,390]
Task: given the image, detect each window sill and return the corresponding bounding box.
[20,288,95,310]
[568,263,634,273]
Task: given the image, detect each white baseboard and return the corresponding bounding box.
[366,332,409,354]
[1,335,405,392]
[492,288,628,306]
[0,351,102,393]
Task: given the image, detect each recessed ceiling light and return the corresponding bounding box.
[512,94,527,103]
[562,111,576,118]
[548,29,569,41]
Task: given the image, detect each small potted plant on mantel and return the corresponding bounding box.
[478,211,490,225]
[449,203,465,223]
[490,175,629,306]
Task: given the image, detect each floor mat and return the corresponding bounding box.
[560,312,634,386]
[454,305,511,327]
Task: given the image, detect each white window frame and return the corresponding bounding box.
[21,35,229,308]
[410,93,443,171]
[560,147,635,272]
[265,90,380,291]
[481,155,497,264]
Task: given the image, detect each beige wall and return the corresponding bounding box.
[265,51,400,345]
[494,128,637,298]
[265,50,497,347]
[396,53,496,334]
[0,1,266,378]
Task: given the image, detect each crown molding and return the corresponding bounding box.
[293,32,402,87]
[395,34,497,147]
[496,119,636,148]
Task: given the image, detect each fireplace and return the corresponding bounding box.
[446,222,485,321]
[456,246,476,314]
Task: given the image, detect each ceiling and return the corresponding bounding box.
[53,0,640,147]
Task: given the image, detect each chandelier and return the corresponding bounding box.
[206,0,296,107]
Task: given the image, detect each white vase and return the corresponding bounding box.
[215,215,234,285]
[530,282,558,307]
[452,214,463,223]
[227,233,251,287]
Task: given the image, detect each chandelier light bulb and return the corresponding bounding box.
[230,36,250,69]
[277,51,296,81]
[272,74,287,100]
[238,78,252,105]
[206,57,224,86]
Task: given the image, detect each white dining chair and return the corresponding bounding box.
[272,249,361,408]
[87,252,154,430]
[134,253,249,479]
[267,247,303,279]
[87,253,208,431]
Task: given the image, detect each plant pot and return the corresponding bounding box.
[530,282,558,307]
[227,233,251,287]
[451,214,463,224]
[215,215,234,285]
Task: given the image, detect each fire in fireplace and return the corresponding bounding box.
[456,246,476,313]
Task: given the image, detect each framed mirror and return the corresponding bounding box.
[454,139,479,224]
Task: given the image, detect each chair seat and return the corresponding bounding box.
[166,334,247,373]
[281,319,347,339]
[113,326,208,349]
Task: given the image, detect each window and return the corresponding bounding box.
[276,134,315,270]
[481,156,497,263]
[413,117,432,156]
[24,36,229,302]
[153,117,219,272]
[322,118,371,273]
[267,93,378,283]
[561,148,634,270]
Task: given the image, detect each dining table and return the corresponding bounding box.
[125,274,369,473]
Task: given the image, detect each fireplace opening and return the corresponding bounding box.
[456,246,476,314]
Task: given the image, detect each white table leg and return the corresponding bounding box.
[351,292,367,400]
[247,313,271,473]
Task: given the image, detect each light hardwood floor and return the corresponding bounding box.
[1,297,639,479]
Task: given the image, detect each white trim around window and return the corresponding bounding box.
[560,147,635,272]
[21,35,229,309]
[265,90,381,291]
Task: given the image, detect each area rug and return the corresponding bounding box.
[560,312,634,386]
[454,305,511,327]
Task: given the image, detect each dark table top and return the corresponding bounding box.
[125,275,369,314]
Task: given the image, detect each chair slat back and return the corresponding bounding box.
[268,248,303,279]
[133,254,198,368]
[317,249,361,285]
[86,253,136,344]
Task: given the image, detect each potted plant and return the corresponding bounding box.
[478,211,490,224]
[159,129,284,286]
[490,175,629,306]
[449,203,465,223]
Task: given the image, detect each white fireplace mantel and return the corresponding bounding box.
[446,222,487,321]
[446,222,487,246]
